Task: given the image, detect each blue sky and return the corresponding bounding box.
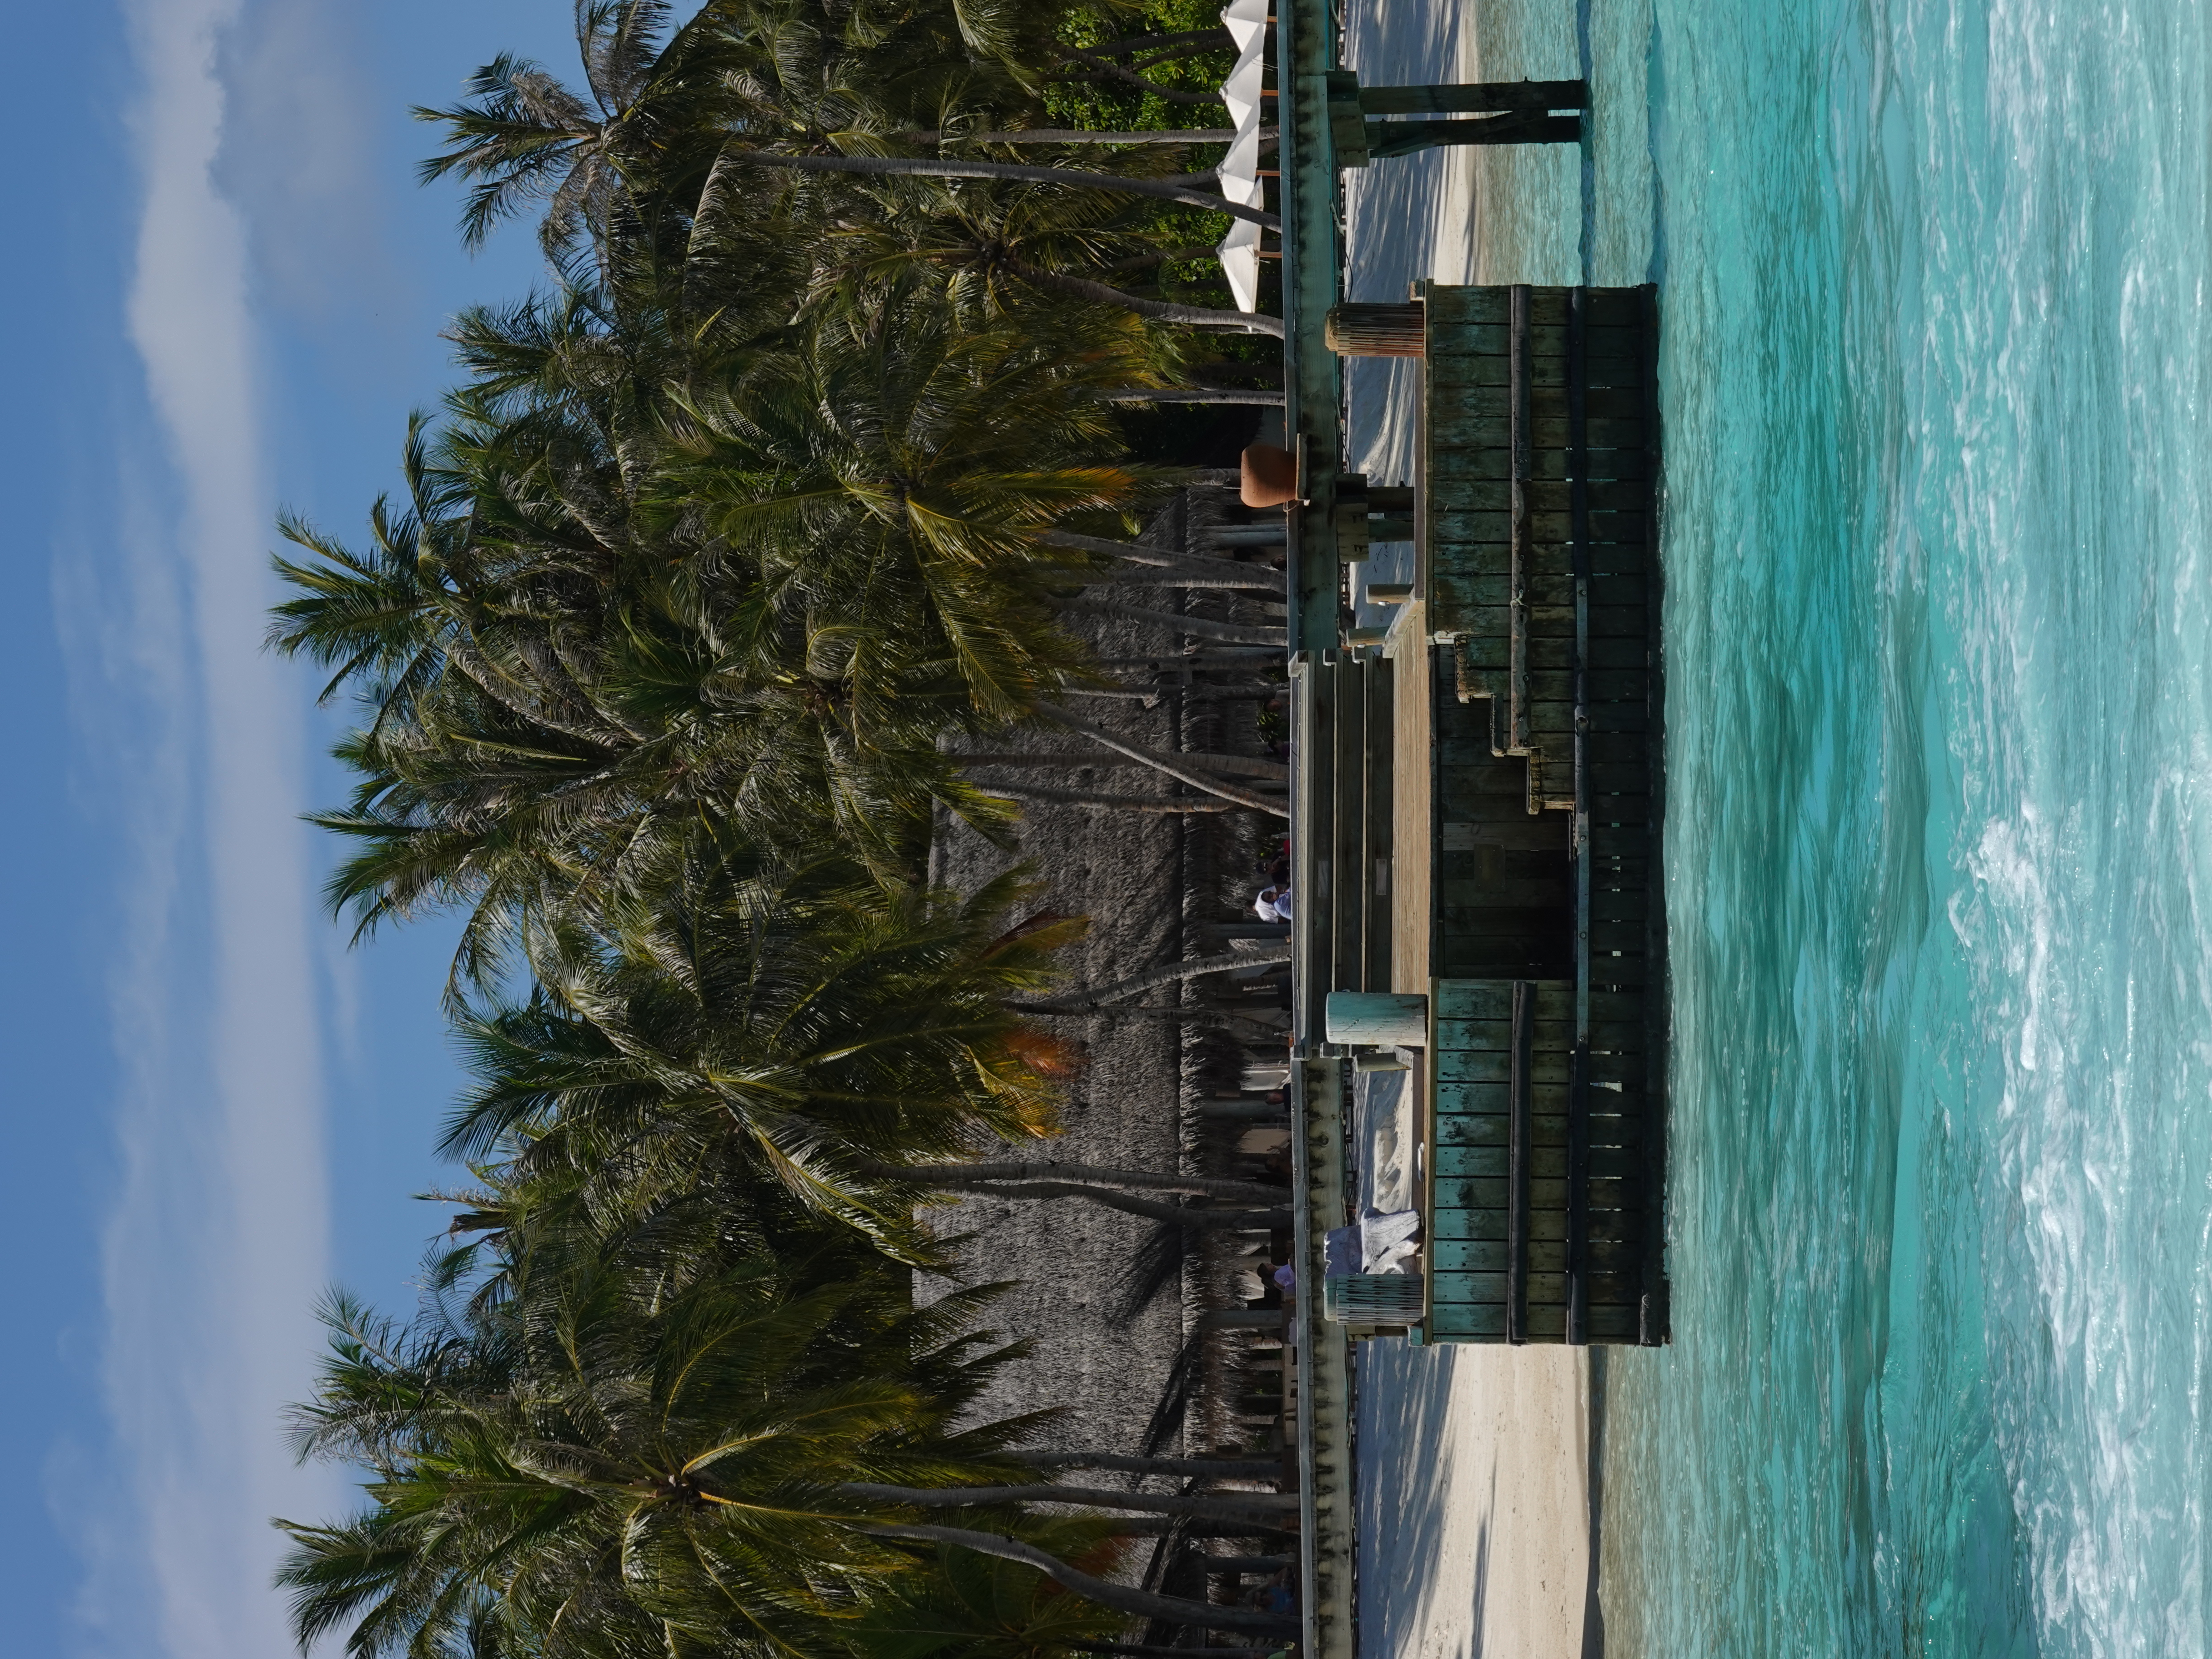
[0,3,634,1652]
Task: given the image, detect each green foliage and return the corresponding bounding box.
[272,2,1291,1652]
[277,1217,1041,1659]
[845,1531,1132,1659]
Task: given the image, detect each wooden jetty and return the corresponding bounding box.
[1312,284,1671,1349]
[1263,0,1665,1650]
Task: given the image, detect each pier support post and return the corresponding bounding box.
[1323,72,1587,166]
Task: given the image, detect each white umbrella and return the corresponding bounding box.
[1215,0,1269,312]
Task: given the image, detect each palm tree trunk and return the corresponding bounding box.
[1058,597,1283,646]
[888,1161,1283,1203]
[862,1524,1300,1635]
[843,1482,1297,1524]
[978,783,1242,814]
[1096,389,1285,406]
[958,750,1286,779]
[1010,261,1286,338]
[1034,704,1288,817]
[724,149,1281,230]
[909,1179,1288,1230]
[1041,529,1275,578]
[915,128,1242,144]
[1009,1452,1283,1479]
[1030,947,1294,1011]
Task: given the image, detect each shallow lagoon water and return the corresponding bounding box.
[1347,0,2212,1650]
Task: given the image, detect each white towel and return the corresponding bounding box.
[1360,1209,1422,1273]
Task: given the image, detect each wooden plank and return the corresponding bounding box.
[1427,287,1510,326]
[1434,1141,1644,1180]
[1434,979,1574,1020]
[1426,1302,1509,1338]
[1430,479,1649,515]
[1436,571,1576,608]
[1388,622,1432,999]
[1589,1305,1641,1341]
[1587,955,1649,987]
[1437,1048,1579,1087]
[1437,906,1573,942]
[1582,291,1643,326]
[1586,797,1653,826]
[1508,287,1533,757]
[1437,877,1572,908]
[1590,921,1650,955]
[1431,446,1647,484]
[1585,637,1649,670]
[1587,605,1649,638]
[1585,733,1651,765]
[1430,1237,1642,1273]
[1437,819,1570,853]
[1434,1270,1642,1309]
[1436,1080,1571,1115]
[1581,701,1650,732]
[1439,945,1577,980]
[1432,1207,1642,1244]
[1434,1014,1576,1052]
[1426,382,1642,421]
[1506,978,1534,1342]
[1583,1049,1644,1086]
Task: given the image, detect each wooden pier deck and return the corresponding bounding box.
[1266,0,1664,1644]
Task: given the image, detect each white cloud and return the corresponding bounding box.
[62,0,344,1653]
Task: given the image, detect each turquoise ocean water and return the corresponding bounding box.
[1348,0,2212,1650]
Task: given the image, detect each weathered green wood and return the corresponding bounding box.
[1430,1207,1639,1243]
[1433,1111,1644,1150]
[1436,1143,1647,1180]
[1431,1237,1641,1273]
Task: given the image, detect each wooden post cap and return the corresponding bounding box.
[1325,302,1427,357]
[1323,990,1429,1047]
[1239,442,1299,508]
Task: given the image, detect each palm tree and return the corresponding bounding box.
[843,1528,1134,1659]
[270,287,1167,979]
[441,847,1081,1256]
[276,1235,1028,1659]
[278,1215,1296,1658]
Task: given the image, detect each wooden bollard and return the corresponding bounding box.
[1324,302,1427,357]
[1323,990,1429,1047]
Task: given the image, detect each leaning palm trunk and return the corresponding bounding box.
[1029,947,1294,1011]
[1010,260,1286,338]
[1058,597,1284,646]
[1090,563,1282,589]
[976,782,1245,814]
[865,1524,1299,1635]
[1041,530,1279,583]
[885,1160,1282,1203]
[911,1178,1288,1230]
[724,149,1281,229]
[1009,1452,1283,1479]
[1033,704,1289,817]
[912,128,1243,144]
[958,750,1285,780]
[842,1482,1295,1526]
[1097,389,1286,405]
